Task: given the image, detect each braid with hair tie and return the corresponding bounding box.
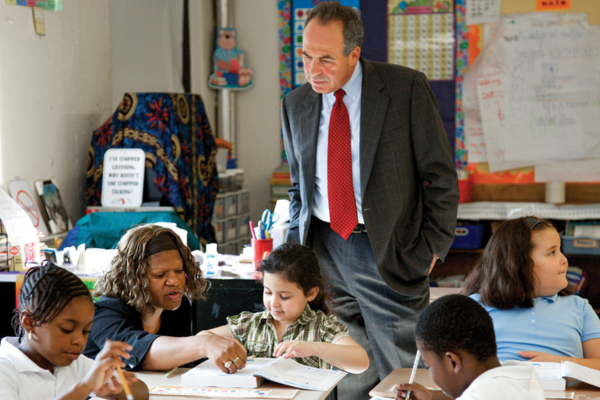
[12,263,92,341]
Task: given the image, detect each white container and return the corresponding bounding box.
[205,243,218,277]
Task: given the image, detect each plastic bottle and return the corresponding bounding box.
[205,243,218,277]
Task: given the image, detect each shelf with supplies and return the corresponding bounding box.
[433,210,600,311]
[212,190,251,256]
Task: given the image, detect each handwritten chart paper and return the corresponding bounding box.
[466,0,501,25]
[475,13,600,172]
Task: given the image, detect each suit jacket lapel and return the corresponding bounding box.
[360,59,389,196]
[300,89,321,208]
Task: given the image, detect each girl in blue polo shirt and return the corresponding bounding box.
[465,216,600,369]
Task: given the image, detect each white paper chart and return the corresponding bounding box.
[388,13,455,80]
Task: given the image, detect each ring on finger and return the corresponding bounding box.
[224,360,233,369]
[233,357,240,364]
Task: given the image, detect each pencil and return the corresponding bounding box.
[164,366,178,378]
[116,365,134,400]
[406,350,420,400]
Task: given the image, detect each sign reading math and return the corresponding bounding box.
[101,148,145,208]
[536,0,571,11]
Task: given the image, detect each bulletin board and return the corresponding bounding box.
[465,0,600,194]
[277,0,600,201]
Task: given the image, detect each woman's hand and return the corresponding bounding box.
[196,331,247,374]
[273,340,317,359]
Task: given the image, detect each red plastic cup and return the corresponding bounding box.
[251,238,273,271]
[458,178,473,203]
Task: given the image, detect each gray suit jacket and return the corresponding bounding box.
[281,58,459,296]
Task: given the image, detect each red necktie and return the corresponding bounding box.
[328,89,358,240]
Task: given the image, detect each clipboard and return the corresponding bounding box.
[369,369,438,398]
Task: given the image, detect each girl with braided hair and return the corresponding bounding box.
[0,264,148,399]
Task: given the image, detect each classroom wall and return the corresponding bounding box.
[109,0,185,109]
[0,1,112,222]
[232,0,282,222]
[0,0,278,236]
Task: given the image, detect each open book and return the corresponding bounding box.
[533,361,600,391]
[182,357,347,391]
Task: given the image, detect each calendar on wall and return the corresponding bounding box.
[388,8,455,80]
[292,0,360,88]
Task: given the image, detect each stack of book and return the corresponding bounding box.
[270,163,292,202]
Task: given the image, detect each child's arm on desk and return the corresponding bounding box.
[273,336,369,374]
[394,383,451,400]
[519,337,600,370]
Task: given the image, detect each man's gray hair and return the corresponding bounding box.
[305,2,364,56]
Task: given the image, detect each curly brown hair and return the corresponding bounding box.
[94,225,207,315]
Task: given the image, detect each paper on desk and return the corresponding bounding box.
[0,188,39,246]
[149,386,298,399]
[254,358,346,391]
[545,392,575,399]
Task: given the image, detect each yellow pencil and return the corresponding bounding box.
[116,365,134,400]
[164,367,178,378]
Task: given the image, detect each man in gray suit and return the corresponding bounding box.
[281,3,459,399]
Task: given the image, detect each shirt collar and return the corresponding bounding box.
[323,60,363,106]
[536,294,559,303]
[0,337,47,374]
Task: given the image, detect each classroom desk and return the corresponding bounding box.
[370,368,600,400]
[135,368,335,400]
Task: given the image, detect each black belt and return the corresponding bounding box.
[351,224,367,234]
[312,217,367,234]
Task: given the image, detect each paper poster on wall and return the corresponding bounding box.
[463,59,487,163]
[497,13,600,162]
[101,148,145,208]
[466,0,501,25]
[388,13,455,80]
[536,0,571,11]
[5,0,62,11]
[474,13,600,171]
[389,0,453,14]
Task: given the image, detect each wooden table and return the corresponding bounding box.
[136,368,335,400]
[370,368,600,400]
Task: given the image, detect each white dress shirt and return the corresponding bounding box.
[0,336,95,400]
[312,61,364,224]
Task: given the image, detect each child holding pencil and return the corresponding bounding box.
[201,243,369,374]
[0,264,148,400]
[465,216,600,369]
[394,295,544,400]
